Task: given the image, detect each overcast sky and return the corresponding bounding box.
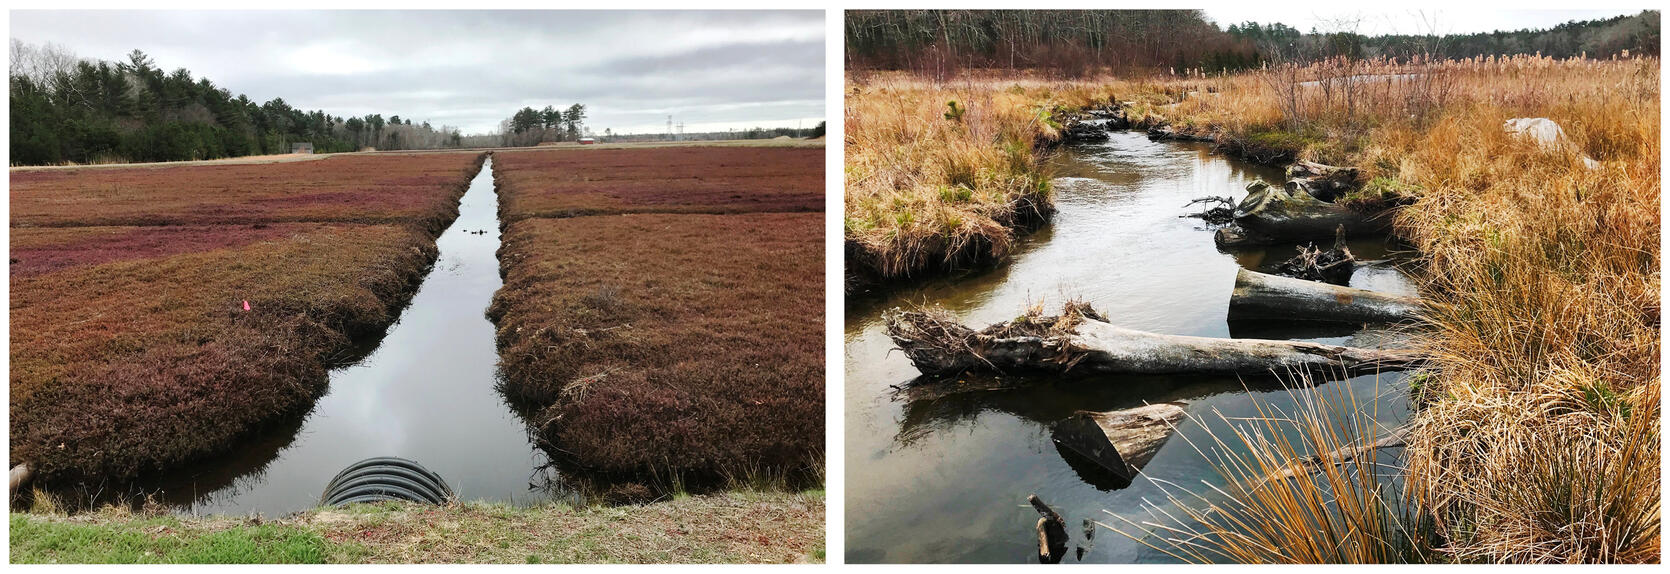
[9,10,825,135]
[1202,8,1645,37]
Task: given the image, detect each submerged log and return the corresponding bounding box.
[1230,269,1420,325]
[1256,425,1411,488]
[1215,179,1392,248]
[1050,402,1188,488]
[884,304,1423,379]
[1028,494,1069,564]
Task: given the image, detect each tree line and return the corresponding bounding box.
[1228,10,1659,63]
[498,104,589,147]
[9,41,466,166]
[845,10,1260,78]
[604,121,825,143]
[846,10,1660,77]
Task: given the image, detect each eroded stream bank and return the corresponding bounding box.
[28,157,552,515]
[845,132,1418,563]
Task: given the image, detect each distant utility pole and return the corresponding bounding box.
[676,122,684,141]
[666,115,673,141]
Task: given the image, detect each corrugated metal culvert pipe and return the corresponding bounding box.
[321,457,454,507]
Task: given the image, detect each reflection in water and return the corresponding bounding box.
[845,133,1417,563]
[45,157,553,515]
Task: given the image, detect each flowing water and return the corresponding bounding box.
[71,157,553,515]
[845,132,1419,563]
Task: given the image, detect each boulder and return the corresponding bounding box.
[1503,118,1602,170]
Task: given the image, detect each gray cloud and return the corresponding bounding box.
[9,10,826,134]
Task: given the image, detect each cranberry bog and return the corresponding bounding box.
[10,154,481,234]
[488,146,824,495]
[492,146,823,220]
[9,152,486,487]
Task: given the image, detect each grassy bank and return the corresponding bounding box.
[488,146,825,497]
[9,152,486,484]
[844,76,1062,285]
[11,490,825,564]
[866,55,1659,562]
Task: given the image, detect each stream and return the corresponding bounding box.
[86,156,553,515]
[844,132,1419,563]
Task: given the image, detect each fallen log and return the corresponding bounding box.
[1256,425,1410,488]
[1215,179,1392,248]
[884,303,1424,379]
[1050,402,1188,488]
[1230,269,1421,325]
[1028,494,1069,564]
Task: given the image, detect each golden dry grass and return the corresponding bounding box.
[1186,57,1658,563]
[1102,379,1436,563]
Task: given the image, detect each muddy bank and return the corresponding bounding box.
[845,198,1053,295]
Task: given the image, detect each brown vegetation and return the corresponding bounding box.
[9,152,486,483]
[488,146,824,492]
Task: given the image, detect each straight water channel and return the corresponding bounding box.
[845,132,1419,563]
[112,156,551,515]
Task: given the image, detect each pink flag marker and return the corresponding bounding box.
[242,300,251,311]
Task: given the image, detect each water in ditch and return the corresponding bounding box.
[95,156,553,515]
[844,132,1420,563]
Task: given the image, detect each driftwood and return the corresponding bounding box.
[1182,196,1235,224]
[1216,180,1392,248]
[1275,225,1356,283]
[1028,494,1069,564]
[1277,242,1356,283]
[1050,402,1188,488]
[1256,425,1411,488]
[884,304,1423,379]
[1284,160,1361,202]
[1230,269,1421,325]
[1060,107,1128,143]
